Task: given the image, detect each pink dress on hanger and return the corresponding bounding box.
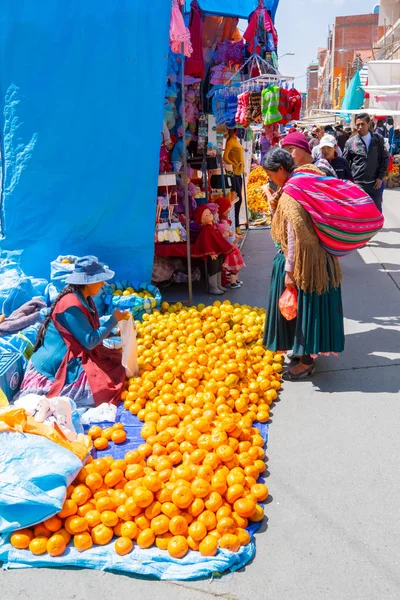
[170,0,193,57]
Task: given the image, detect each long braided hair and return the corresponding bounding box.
[34,284,84,352]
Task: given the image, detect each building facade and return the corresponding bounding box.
[316,12,379,110]
[376,0,400,59]
[305,62,319,115]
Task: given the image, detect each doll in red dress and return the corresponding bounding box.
[214,197,246,288]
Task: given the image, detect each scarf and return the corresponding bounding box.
[283,170,384,257]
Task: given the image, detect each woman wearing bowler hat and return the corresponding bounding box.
[18,256,129,407]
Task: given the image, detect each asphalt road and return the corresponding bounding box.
[2,191,400,600]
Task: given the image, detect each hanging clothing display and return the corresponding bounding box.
[185,1,205,78]
[261,84,282,125]
[243,7,278,55]
[288,88,302,121]
[170,0,193,57]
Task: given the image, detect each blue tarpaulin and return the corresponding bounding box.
[0,2,171,282]
[184,0,279,20]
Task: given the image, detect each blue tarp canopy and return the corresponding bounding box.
[184,0,279,20]
[0,1,171,282]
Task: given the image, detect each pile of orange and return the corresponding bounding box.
[87,423,127,450]
[11,301,280,561]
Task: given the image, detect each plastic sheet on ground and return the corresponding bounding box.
[0,406,269,579]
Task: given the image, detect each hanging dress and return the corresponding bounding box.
[170,0,193,57]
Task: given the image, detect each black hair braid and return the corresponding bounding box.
[33,284,83,352]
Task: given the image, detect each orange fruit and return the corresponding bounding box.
[199,535,218,557]
[155,532,173,550]
[215,445,235,463]
[188,497,204,518]
[232,512,248,529]
[125,498,141,518]
[132,487,154,508]
[64,516,88,535]
[104,469,124,487]
[226,469,246,487]
[233,497,256,518]
[226,484,245,504]
[251,483,269,502]
[112,490,128,507]
[190,478,211,499]
[85,472,103,492]
[187,535,200,551]
[216,505,232,520]
[85,510,102,528]
[91,458,109,476]
[169,515,188,536]
[125,464,145,481]
[124,450,141,464]
[44,516,63,533]
[143,474,162,493]
[29,536,48,555]
[88,425,103,440]
[216,517,235,535]
[112,430,127,444]
[167,535,189,559]
[10,529,33,549]
[57,528,72,545]
[102,427,114,441]
[120,521,138,540]
[71,484,91,507]
[171,486,194,509]
[78,502,96,517]
[115,536,133,555]
[145,500,162,520]
[219,533,240,553]
[100,510,118,528]
[161,502,180,519]
[188,521,207,542]
[113,422,125,431]
[111,459,127,471]
[198,510,217,531]
[58,499,78,519]
[250,504,264,522]
[96,496,116,512]
[205,492,223,513]
[94,437,109,450]
[235,527,251,546]
[74,532,93,552]
[47,534,67,557]
[33,524,52,538]
[91,524,114,545]
[134,514,151,531]
[137,528,155,549]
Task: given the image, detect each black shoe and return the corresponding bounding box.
[230,282,241,289]
[282,364,315,381]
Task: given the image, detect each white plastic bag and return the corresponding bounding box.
[80,402,117,425]
[14,394,78,441]
[119,314,138,378]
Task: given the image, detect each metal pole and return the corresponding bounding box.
[181,42,193,306]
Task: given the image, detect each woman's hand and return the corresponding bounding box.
[285,272,296,289]
[113,309,130,322]
[270,191,280,211]
[210,254,218,260]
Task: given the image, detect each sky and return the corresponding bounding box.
[272,0,379,92]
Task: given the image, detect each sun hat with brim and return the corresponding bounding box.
[66,256,115,285]
[319,134,337,149]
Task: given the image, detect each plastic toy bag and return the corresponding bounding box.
[279,287,298,321]
[119,314,138,378]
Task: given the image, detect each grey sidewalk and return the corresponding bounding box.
[2,192,400,600]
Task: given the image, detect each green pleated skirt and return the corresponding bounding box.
[263,252,345,355]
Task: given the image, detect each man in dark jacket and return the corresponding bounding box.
[343,113,389,212]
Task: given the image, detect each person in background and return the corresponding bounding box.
[223,128,245,235]
[171,131,193,172]
[309,126,323,151]
[343,113,389,212]
[375,119,387,138]
[17,257,129,407]
[319,134,353,180]
[312,132,343,160]
[281,132,337,177]
[262,148,344,380]
[389,128,400,155]
[335,125,349,152]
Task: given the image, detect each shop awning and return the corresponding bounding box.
[184,0,279,20]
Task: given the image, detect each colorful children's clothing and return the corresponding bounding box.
[225,94,238,128]
[185,1,204,78]
[278,88,292,124]
[288,88,302,121]
[262,85,282,125]
[170,0,193,57]
[247,91,262,123]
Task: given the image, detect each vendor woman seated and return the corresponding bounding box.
[17,256,129,407]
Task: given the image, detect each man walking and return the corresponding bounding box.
[343,113,389,212]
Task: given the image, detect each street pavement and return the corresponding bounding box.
[2,191,400,600]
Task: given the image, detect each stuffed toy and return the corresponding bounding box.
[180,89,199,133]
[164,86,178,131]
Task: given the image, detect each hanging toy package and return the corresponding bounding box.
[279,287,298,321]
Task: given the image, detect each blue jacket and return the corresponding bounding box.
[32,291,117,383]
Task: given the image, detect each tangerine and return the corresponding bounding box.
[91,524,114,545]
[10,529,33,549]
[112,430,127,444]
[29,536,48,555]
[188,521,207,542]
[74,532,93,552]
[47,534,67,557]
[58,499,78,519]
[167,535,188,559]
[199,535,218,557]
[120,521,138,539]
[169,515,188,536]
[137,528,155,549]
[219,533,240,553]
[94,437,109,450]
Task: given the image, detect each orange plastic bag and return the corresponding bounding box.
[279,287,298,321]
[0,407,92,461]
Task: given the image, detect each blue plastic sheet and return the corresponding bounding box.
[0,431,84,533]
[0,406,269,579]
[0,1,171,282]
[184,0,279,19]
